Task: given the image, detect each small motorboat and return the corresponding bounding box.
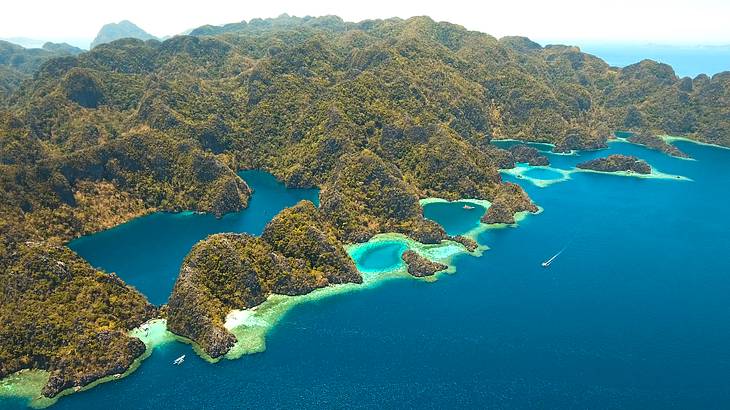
[541,249,564,267]
[462,204,475,210]
[173,355,186,365]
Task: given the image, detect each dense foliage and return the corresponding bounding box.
[2,13,724,395]
[0,244,156,397]
[577,154,651,174]
[0,40,82,98]
[167,203,361,357]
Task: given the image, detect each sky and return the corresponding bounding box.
[2,0,730,48]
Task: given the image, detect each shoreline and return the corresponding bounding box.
[1,196,538,408]
[658,135,730,151]
[0,319,177,409]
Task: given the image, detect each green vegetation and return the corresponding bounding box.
[0,40,82,98]
[577,154,652,174]
[401,250,448,277]
[626,132,690,158]
[2,13,725,398]
[0,243,155,397]
[167,202,361,357]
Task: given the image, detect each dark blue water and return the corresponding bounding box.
[5,141,730,409]
[67,170,319,304]
[577,43,730,78]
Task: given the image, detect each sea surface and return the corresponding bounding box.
[577,43,730,78]
[3,140,730,409]
[67,170,319,305]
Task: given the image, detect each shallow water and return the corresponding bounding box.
[522,167,565,180]
[4,140,730,409]
[353,241,407,273]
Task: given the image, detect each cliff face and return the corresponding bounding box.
[320,150,446,244]
[262,200,361,285]
[167,202,362,357]
[3,13,718,391]
[481,183,539,224]
[577,155,651,174]
[401,250,448,277]
[0,244,156,398]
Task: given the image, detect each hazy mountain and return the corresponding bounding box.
[41,42,84,55]
[90,20,157,49]
[0,40,83,97]
[0,36,46,48]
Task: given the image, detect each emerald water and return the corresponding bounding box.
[3,139,730,409]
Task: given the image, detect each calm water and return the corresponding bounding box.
[578,43,730,78]
[67,170,319,304]
[4,140,730,409]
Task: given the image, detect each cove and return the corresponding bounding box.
[4,139,730,409]
[67,170,319,304]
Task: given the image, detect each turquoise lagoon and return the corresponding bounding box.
[3,138,730,409]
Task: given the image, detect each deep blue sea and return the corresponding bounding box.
[3,140,730,409]
[577,43,730,78]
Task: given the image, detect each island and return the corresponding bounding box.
[401,250,448,277]
[577,155,652,174]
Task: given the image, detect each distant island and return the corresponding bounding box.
[577,154,652,174]
[90,20,157,49]
[0,13,728,401]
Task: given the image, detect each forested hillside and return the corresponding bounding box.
[1,14,727,398]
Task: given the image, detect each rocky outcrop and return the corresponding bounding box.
[320,149,446,244]
[401,250,448,277]
[262,200,361,285]
[0,244,156,398]
[577,154,651,174]
[42,334,146,397]
[554,132,608,153]
[508,144,549,166]
[626,133,690,158]
[448,235,478,252]
[482,183,539,224]
[167,203,362,357]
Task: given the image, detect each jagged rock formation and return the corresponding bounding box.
[577,154,651,174]
[0,40,82,97]
[481,183,539,224]
[401,250,448,277]
[0,244,156,398]
[320,149,447,244]
[448,235,479,252]
[167,202,361,357]
[509,144,549,166]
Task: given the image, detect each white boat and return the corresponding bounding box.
[173,355,186,365]
[541,249,564,267]
[462,204,475,210]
